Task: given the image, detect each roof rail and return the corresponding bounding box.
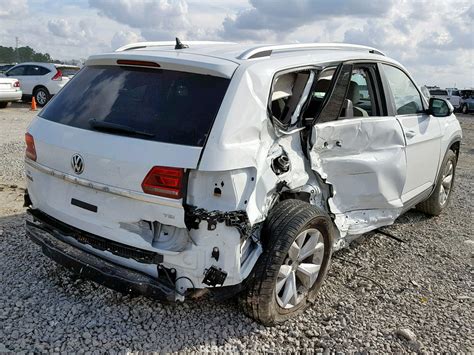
[115,41,236,52]
[237,43,385,60]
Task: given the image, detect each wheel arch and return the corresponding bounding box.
[428,136,461,200]
[33,85,49,95]
[449,139,461,160]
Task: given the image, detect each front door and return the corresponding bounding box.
[380,64,442,203]
[308,63,407,235]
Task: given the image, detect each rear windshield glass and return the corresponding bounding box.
[39,65,230,146]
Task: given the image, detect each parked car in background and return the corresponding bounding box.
[5,63,80,106]
[429,88,461,111]
[420,85,430,100]
[460,90,474,114]
[0,64,16,74]
[24,40,462,325]
[0,77,22,108]
[446,88,462,110]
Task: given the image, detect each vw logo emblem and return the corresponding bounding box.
[71,154,84,175]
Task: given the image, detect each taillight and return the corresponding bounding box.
[51,69,62,81]
[25,133,37,161]
[13,81,20,88]
[141,166,184,199]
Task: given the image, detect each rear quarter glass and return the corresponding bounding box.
[38,65,230,147]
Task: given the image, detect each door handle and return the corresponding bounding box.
[405,130,417,138]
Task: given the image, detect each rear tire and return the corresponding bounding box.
[416,150,457,216]
[0,102,8,108]
[34,87,50,106]
[240,199,333,326]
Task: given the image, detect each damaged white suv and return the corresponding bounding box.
[25,40,462,325]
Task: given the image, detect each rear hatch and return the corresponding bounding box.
[26,59,232,251]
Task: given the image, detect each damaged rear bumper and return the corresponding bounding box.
[26,210,176,302]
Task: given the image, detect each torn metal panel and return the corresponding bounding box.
[310,117,406,236]
[185,206,251,237]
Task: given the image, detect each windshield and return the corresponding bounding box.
[39,65,230,146]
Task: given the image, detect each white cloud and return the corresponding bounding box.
[89,0,190,39]
[111,30,142,50]
[0,0,28,18]
[0,0,472,88]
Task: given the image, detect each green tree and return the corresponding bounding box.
[0,45,53,63]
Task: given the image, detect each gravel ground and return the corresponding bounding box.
[0,102,473,353]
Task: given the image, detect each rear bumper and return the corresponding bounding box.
[26,209,176,302]
[0,90,22,102]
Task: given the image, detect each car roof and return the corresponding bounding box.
[9,62,79,69]
[11,62,55,67]
[88,42,403,79]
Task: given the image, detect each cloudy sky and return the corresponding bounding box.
[0,0,472,88]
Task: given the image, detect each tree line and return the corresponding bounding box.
[0,45,53,63]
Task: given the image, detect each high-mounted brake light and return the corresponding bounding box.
[117,60,161,68]
[25,133,37,161]
[141,166,184,199]
[13,80,20,88]
[51,69,62,81]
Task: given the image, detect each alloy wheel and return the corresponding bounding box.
[439,160,453,206]
[36,90,47,105]
[276,228,325,309]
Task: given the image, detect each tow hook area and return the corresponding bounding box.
[184,206,251,237]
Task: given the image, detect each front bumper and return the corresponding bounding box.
[26,209,176,301]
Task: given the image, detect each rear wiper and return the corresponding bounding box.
[88,119,155,138]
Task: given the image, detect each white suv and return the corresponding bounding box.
[5,62,80,106]
[24,41,462,325]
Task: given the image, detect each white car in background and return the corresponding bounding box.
[429,88,461,111]
[0,77,22,108]
[4,63,80,106]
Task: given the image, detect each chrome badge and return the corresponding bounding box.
[71,154,84,175]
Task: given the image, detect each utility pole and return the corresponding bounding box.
[15,37,19,63]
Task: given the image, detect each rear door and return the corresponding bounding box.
[25,65,51,94]
[308,62,406,234]
[380,64,442,203]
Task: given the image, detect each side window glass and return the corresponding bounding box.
[313,64,353,124]
[303,68,336,119]
[382,64,423,115]
[27,66,49,76]
[269,69,315,130]
[6,66,25,76]
[339,68,377,118]
[38,67,50,75]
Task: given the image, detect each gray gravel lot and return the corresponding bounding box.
[0,102,473,353]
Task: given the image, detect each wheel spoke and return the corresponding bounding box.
[296,263,321,289]
[439,185,447,204]
[299,237,324,262]
[280,271,298,307]
[446,162,453,176]
[276,265,292,293]
[442,174,452,189]
[288,241,300,261]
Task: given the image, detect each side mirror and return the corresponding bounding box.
[429,97,453,117]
